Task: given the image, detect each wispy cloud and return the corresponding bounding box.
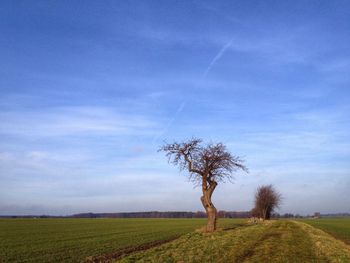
[0,106,158,137]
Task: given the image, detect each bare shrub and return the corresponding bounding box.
[253,185,281,220]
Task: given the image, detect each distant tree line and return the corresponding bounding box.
[2,212,350,219]
[71,211,251,219]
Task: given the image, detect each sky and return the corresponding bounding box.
[0,0,349,216]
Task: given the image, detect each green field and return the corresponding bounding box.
[301,218,350,244]
[0,218,244,263]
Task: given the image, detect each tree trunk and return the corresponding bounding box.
[200,180,218,232]
[206,206,217,232]
[262,208,267,220]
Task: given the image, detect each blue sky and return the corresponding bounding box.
[0,0,349,215]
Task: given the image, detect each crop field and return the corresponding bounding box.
[0,218,244,263]
[301,217,350,244]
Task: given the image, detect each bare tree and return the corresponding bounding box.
[251,207,260,218]
[253,185,281,220]
[159,138,247,232]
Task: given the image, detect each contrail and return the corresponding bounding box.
[153,39,233,145]
[203,39,233,78]
[152,101,186,145]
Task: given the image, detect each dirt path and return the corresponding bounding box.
[115,220,350,263]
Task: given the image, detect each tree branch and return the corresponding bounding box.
[183,153,202,174]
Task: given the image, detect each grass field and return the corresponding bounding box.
[301,218,350,245]
[0,218,244,263]
[118,220,350,263]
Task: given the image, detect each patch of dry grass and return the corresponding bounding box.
[301,218,350,244]
[117,220,350,263]
[295,221,350,262]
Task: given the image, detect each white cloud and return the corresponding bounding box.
[0,106,158,137]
